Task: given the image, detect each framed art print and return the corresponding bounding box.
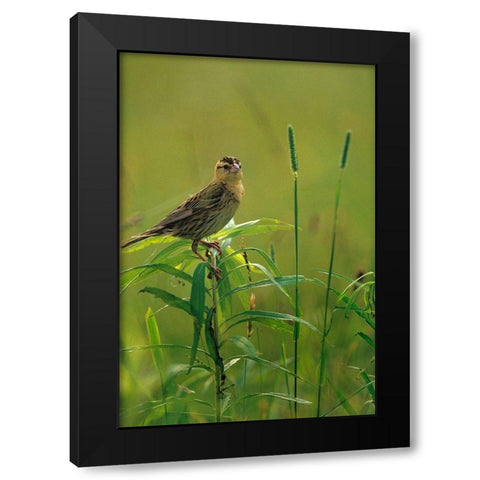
[71,13,409,466]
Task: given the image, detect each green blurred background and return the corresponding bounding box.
[119,53,375,425]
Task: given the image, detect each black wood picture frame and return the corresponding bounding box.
[70,12,409,467]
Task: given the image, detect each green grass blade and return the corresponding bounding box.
[321,380,375,417]
[164,363,214,380]
[120,239,194,292]
[222,335,257,356]
[126,392,215,418]
[149,239,192,262]
[213,218,294,241]
[219,275,305,302]
[226,354,302,380]
[332,384,357,415]
[332,306,375,332]
[339,282,373,315]
[219,249,249,310]
[120,343,212,358]
[193,398,214,408]
[122,235,190,253]
[360,371,376,401]
[145,307,164,372]
[139,287,191,315]
[269,243,276,266]
[120,262,194,292]
[223,310,320,334]
[356,331,375,349]
[124,399,172,416]
[219,247,282,277]
[190,263,207,320]
[220,263,290,298]
[145,307,167,421]
[189,262,209,376]
[227,316,293,334]
[364,282,376,314]
[224,357,242,371]
[313,269,374,288]
[311,278,375,329]
[234,392,311,407]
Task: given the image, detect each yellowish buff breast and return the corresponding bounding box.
[227,181,245,203]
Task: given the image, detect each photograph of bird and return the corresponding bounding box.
[121,156,244,279]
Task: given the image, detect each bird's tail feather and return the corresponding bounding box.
[121,226,165,249]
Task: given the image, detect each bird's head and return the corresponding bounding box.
[214,156,243,183]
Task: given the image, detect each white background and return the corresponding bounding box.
[1,0,479,478]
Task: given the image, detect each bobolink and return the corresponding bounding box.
[122,156,244,278]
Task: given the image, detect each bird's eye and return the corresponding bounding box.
[223,165,229,169]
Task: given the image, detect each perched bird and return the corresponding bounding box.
[122,156,244,279]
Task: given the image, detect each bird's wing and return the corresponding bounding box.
[154,181,225,227]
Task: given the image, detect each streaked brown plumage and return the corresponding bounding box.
[122,156,244,277]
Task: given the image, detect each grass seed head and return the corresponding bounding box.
[340,130,351,169]
[288,125,298,175]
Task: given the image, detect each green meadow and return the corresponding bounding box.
[119,53,375,426]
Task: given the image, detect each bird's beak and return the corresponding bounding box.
[230,163,240,173]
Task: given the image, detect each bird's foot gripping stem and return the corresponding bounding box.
[192,240,222,281]
[200,240,222,257]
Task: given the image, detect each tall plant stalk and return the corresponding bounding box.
[316,131,351,417]
[288,125,300,417]
[210,252,223,422]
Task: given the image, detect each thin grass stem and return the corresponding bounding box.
[281,341,294,417]
[288,125,300,418]
[316,131,351,417]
